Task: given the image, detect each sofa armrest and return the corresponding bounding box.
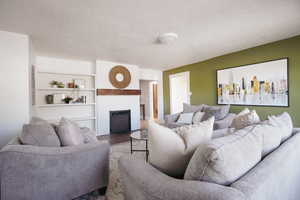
[119,156,245,200]
[214,113,236,130]
[164,113,181,124]
[0,141,110,200]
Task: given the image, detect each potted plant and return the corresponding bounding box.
[62,96,73,104]
[50,81,65,88]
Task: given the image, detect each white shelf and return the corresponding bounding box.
[37,71,96,77]
[36,103,96,108]
[36,88,96,91]
[46,116,96,122]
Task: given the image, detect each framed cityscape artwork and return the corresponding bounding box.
[217,58,289,107]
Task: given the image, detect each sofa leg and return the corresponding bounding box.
[98,187,107,195]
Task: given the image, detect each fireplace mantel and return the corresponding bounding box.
[97,89,141,96]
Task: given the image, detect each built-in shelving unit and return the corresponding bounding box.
[46,116,96,123]
[36,103,96,108]
[37,71,96,77]
[36,88,96,91]
[33,56,97,132]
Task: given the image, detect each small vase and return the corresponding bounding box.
[45,95,54,104]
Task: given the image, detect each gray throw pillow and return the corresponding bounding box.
[56,118,85,146]
[184,125,263,185]
[183,103,204,113]
[80,127,98,144]
[202,105,230,120]
[30,117,49,125]
[20,123,61,147]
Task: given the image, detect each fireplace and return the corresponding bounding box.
[110,110,131,133]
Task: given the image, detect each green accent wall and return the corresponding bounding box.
[163,35,300,126]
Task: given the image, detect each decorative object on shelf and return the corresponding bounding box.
[53,93,65,104]
[74,79,86,89]
[50,80,65,88]
[73,96,87,104]
[62,96,74,104]
[45,95,54,104]
[217,58,289,107]
[109,65,131,89]
[68,82,75,88]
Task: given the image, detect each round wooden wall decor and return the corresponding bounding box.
[109,65,131,89]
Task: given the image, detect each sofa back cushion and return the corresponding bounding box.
[184,125,263,185]
[20,118,61,147]
[148,117,214,177]
[202,105,230,120]
[183,103,204,113]
[231,131,300,200]
[268,112,293,142]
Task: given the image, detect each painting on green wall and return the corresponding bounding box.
[217,58,289,107]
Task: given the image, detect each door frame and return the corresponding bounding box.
[169,71,191,114]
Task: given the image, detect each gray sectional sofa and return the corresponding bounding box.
[0,120,110,200]
[0,137,109,200]
[164,103,236,130]
[119,126,300,200]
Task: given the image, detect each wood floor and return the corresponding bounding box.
[97,120,148,145]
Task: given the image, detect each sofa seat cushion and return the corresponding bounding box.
[148,117,214,177]
[184,125,263,185]
[56,118,85,146]
[202,105,230,120]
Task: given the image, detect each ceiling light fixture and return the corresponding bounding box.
[158,32,178,44]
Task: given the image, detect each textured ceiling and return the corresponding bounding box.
[0,0,300,70]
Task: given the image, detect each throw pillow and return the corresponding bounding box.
[183,103,204,113]
[192,111,205,124]
[245,124,282,157]
[148,117,214,177]
[230,108,251,129]
[231,110,260,130]
[268,112,293,142]
[80,127,99,143]
[184,125,263,185]
[176,112,194,124]
[202,105,230,120]
[30,116,50,125]
[20,120,61,147]
[56,117,85,146]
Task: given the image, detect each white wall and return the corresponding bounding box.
[96,60,140,135]
[0,31,30,147]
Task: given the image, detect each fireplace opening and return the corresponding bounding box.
[110,110,131,133]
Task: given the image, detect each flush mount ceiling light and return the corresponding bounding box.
[158,32,178,44]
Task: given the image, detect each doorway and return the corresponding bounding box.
[169,71,190,114]
[152,83,158,119]
[140,80,159,121]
